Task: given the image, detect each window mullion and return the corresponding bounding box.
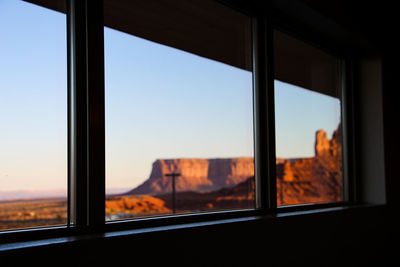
[68,0,105,230]
[342,59,357,203]
[86,0,105,230]
[68,0,88,228]
[253,15,277,212]
[265,18,278,210]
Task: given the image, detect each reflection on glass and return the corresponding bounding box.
[0,0,67,230]
[104,1,254,220]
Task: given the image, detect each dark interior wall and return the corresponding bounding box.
[356,57,386,204]
[2,1,400,266]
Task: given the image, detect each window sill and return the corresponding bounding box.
[0,203,385,254]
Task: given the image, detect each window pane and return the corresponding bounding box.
[0,0,67,230]
[274,30,343,206]
[104,0,254,220]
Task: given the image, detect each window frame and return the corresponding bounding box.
[0,0,366,244]
[68,0,105,231]
[271,26,355,209]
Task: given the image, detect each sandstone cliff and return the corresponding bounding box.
[126,157,254,195]
[276,126,342,205]
[124,126,342,208]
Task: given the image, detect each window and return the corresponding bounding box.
[0,0,359,239]
[104,0,255,220]
[0,0,67,231]
[273,30,344,206]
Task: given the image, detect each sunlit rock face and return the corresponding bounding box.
[126,157,255,195]
[125,126,342,208]
[276,127,342,206]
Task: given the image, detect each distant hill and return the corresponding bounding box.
[0,189,66,201]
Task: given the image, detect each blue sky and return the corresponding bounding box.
[275,80,341,158]
[0,0,341,192]
[0,0,67,192]
[104,27,254,189]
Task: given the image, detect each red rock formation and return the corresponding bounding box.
[276,126,342,206]
[127,157,254,195]
[315,129,331,156]
[123,126,342,212]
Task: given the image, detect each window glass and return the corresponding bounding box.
[274,30,343,206]
[104,0,254,220]
[0,0,67,230]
